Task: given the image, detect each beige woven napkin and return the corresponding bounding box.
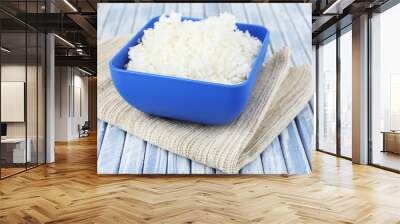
[98,36,313,173]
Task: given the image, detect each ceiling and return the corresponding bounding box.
[0,0,99,74]
[311,0,393,44]
[1,32,45,63]
[1,0,398,73]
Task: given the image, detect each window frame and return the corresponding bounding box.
[315,24,352,161]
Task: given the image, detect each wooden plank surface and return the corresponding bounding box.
[261,139,288,174]
[97,124,126,174]
[97,3,313,174]
[295,105,314,165]
[240,156,264,174]
[142,144,168,174]
[167,153,191,174]
[118,134,146,174]
[4,135,400,223]
[191,161,215,174]
[97,119,107,157]
[279,122,312,174]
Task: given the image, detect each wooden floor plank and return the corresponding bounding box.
[2,135,400,223]
[240,156,264,174]
[118,134,146,174]
[261,138,288,174]
[129,3,152,35]
[149,2,164,17]
[279,122,311,174]
[204,3,220,17]
[295,105,314,165]
[167,153,191,174]
[217,3,232,14]
[178,3,191,16]
[230,3,247,22]
[296,3,312,30]
[191,161,215,174]
[97,125,126,174]
[309,99,315,114]
[260,4,312,171]
[164,3,178,14]
[100,4,125,41]
[279,5,313,169]
[97,120,107,156]
[215,169,225,174]
[190,3,204,18]
[244,3,263,26]
[284,4,312,63]
[258,4,291,61]
[115,4,137,36]
[97,4,111,40]
[244,4,273,60]
[142,144,168,174]
[271,4,309,66]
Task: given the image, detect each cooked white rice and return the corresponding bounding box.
[126,13,261,84]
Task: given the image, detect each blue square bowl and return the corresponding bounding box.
[109,16,270,125]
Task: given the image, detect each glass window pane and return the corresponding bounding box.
[318,37,337,154]
[38,32,45,165]
[1,31,27,177]
[25,0,39,169]
[340,29,352,158]
[0,0,46,179]
[371,3,400,171]
[27,31,38,169]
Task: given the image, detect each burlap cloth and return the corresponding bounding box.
[98,36,313,173]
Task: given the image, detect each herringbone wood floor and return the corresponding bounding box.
[1,135,400,224]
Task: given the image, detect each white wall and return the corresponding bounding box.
[77,72,89,138]
[1,65,26,139]
[54,66,89,141]
[1,82,25,122]
[1,65,37,138]
[55,66,69,141]
[1,63,46,164]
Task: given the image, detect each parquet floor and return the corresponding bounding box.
[1,167,26,178]
[1,135,400,223]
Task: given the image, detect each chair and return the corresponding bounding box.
[78,121,90,138]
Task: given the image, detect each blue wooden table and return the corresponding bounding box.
[97,3,314,174]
